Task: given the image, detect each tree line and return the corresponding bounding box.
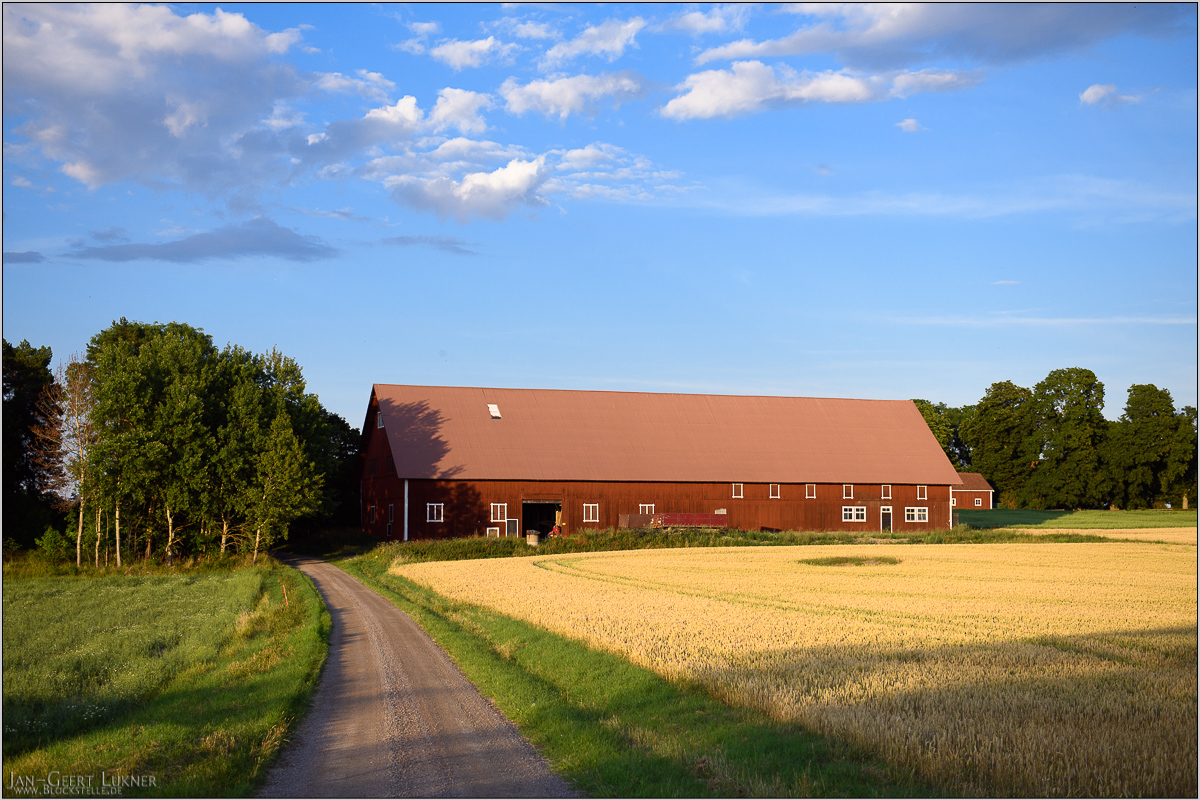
[913,367,1197,510]
[3,320,360,566]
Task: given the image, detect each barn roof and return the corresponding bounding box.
[371,384,963,485]
[952,472,994,492]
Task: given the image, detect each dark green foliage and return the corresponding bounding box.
[75,320,353,564]
[3,339,61,547]
[960,381,1035,503]
[1023,368,1108,508]
[911,399,973,470]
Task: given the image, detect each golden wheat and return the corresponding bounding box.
[395,539,1196,797]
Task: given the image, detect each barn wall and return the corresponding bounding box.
[952,490,994,510]
[361,472,954,539]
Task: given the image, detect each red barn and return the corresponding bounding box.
[359,385,963,540]
[951,472,995,509]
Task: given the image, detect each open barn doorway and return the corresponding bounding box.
[522,499,562,535]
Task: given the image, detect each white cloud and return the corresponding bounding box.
[262,102,306,131]
[1080,83,1140,106]
[363,97,424,129]
[315,70,396,101]
[690,174,1196,224]
[511,21,556,40]
[429,89,494,135]
[430,37,518,70]
[890,69,980,98]
[555,143,624,173]
[696,4,1188,68]
[662,62,878,119]
[387,157,550,222]
[500,72,646,120]
[896,118,925,133]
[663,61,979,119]
[541,18,646,67]
[668,5,751,35]
[3,3,306,193]
[410,21,440,36]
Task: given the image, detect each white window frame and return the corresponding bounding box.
[769,483,780,499]
[427,503,444,523]
[490,503,507,522]
[951,497,957,507]
[583,503,599,523]
[639,504,655,514]
[732,483,743,498]
[917,485,928,500]
[388,504,394,522]
[881,484,892,500]
[842,506,867,522]
[975,497,983,507]
[805,484,816,499]
[376,412,384,428]
[905,507,928,523]
[368,505,376,524]
[843,484,854,499]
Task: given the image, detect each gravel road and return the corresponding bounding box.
[260,554,577,798]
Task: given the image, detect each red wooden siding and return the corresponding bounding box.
[361,471,954,539]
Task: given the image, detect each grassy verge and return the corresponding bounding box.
[370,525,1131,567]
[2,561,329,797]
[339,549,936,798]
[955,507,1197,529]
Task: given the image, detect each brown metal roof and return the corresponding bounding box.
[952,472,994,492]
[373,384,963,485]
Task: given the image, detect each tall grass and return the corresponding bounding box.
[368,525,1125,567]
[2,562,329,796]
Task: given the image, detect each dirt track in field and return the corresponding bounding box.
[259,554,575,798]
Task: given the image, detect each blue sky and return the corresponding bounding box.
[3,3,1196,428]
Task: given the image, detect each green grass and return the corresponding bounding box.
[798,555,902,567]
[338,549,935,798]
[2,562,329,797]
[955,508,1197,529]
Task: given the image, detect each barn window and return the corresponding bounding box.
[905,507,928,523]
[732,483,743,498]
[881,484,891,499]
[769,484,780,499]
[487,403,501,419]
[583,503,599,522]
[368,505,376,523]
[842,506,866,522]
[377,412,384,428]
[917,485,927,500]
[427,503,444,523]
[951,497,957,507]
[490,503,507,522]
[843,484,854,499]
[368,459,378,477]
[386,455,395,474]
[805,484,816,499]
[975,497,982,507]
[388,504,394,522]
[639,504,655,514]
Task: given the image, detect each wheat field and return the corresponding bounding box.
[395,537,1197,797]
